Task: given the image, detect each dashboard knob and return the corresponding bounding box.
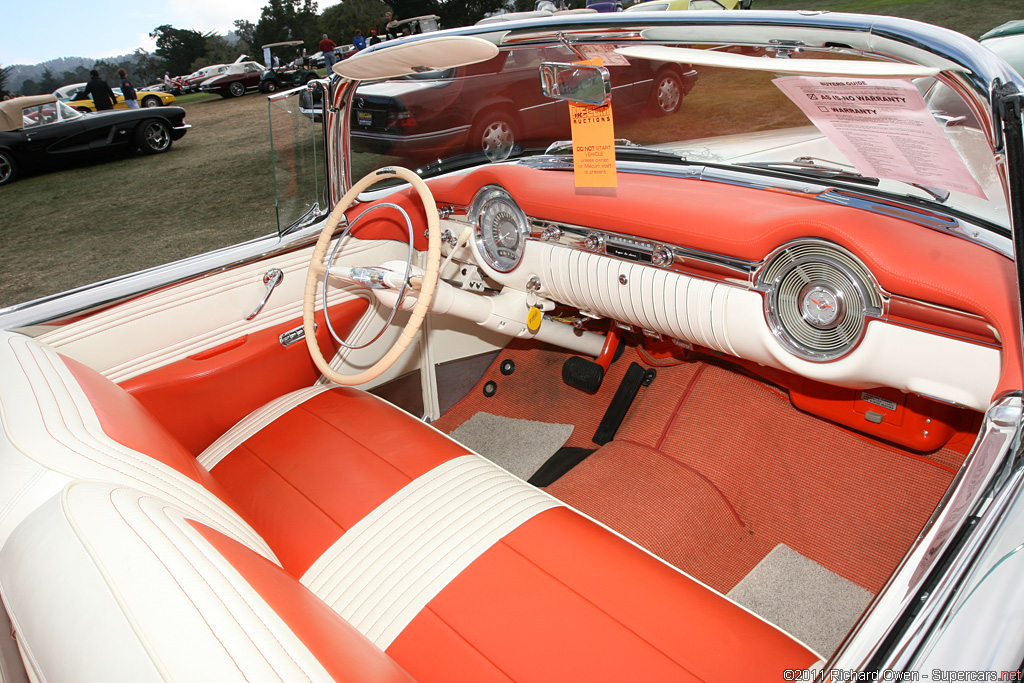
[541,225,563,241]
[652,245,674,267]
[584,232,605,252]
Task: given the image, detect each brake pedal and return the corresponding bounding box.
[561,327,623,393]
[562,356,605,393]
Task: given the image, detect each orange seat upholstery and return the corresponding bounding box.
[0,330,819,681]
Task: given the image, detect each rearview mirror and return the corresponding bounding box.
[539,62,611,105]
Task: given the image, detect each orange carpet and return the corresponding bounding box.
[436,341,967,595]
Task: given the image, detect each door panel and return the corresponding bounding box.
[35,238,409,452]
[120,301,368,455]
[37,239,405,381]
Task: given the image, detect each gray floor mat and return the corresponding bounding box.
[727,543,874,658]
[450,412,574,481]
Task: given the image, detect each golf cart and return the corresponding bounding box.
[259,41,321,93]
[385,15,441,37]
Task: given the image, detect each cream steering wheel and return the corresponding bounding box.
[303,166,440,385]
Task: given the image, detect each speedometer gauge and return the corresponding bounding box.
[471,186,529,273]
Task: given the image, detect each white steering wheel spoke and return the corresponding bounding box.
[303,167,440,386]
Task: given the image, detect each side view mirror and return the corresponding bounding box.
[539,62,611,106]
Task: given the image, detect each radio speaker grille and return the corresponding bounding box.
[758,241,881,361]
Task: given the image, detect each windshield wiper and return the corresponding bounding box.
[738,157,951,203]
[738,158,880,187]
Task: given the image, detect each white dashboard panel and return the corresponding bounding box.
[480,239,1000,411]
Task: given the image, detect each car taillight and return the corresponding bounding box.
[388,111,417,128]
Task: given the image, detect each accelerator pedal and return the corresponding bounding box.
[593,362,656,445]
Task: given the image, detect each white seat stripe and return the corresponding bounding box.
[198,386,333,470]
[301,454,560,649]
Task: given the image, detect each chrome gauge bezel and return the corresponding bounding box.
[471,186,529,273]
[757,239,883,363]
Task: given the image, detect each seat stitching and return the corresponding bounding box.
[304,462,496,592]
[226,442,347,542]
[296,401,417,480]
[499,537,704,679]
[18,347,228,527]
[397,604,517,683]
[328,477,546,622]
[101,487,251,680]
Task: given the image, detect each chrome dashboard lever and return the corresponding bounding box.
[246,268,284,321]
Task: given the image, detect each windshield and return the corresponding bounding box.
[347,39,1006,228]
[57,100,82,121]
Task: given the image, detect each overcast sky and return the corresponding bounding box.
[2,0,340,66]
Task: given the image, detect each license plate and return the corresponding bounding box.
[357,111,373,127]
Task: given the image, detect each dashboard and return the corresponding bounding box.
[355,163,1019,421]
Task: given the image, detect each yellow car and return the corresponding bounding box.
[624,0,750,10]
[66,86,176,112]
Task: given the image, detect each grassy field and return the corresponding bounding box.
[0,94,279,308]
[755,0,1021,39]
[1,1,1018,308]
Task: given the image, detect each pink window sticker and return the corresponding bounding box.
[773,76,986,199]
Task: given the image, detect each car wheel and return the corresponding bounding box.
[261,80,279,94]
[649,69,684,116]
[135,120,172,154]
[0,150,17,186]
[228,82,246,98]
[141,96,161,108]
[471,112,518,163]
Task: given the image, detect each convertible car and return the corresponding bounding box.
[1,10,1023,681]
[60,83,177,111]
[0,95,189,185]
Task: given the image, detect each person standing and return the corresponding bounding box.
[82,70,117,111]
[368,29,381,46]
[319,33,338,70]
[352,29,366,51]
[118,68,138,109]
[383,11,398,40]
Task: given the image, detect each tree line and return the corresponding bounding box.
[2,0,531,98]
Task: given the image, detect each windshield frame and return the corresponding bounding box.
[325,12,1024,241]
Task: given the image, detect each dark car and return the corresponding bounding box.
[350,44,696,161]
[200,62,268,98]
[0,94,189,186]
[259,64,321,93]
[258,41,323,94]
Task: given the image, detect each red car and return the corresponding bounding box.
[351,43,695,161]
[199,62,269,98]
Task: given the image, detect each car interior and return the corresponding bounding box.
[0,22,1021,681]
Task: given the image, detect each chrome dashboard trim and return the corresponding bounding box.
[527,218,756,283]
[515,158,1015,260]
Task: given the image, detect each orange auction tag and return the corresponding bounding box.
[569,58,617,188]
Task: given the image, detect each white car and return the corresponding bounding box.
[2,11,1024,682]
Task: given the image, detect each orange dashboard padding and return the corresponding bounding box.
[121,300,368,455]
[407,165,1019,397]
